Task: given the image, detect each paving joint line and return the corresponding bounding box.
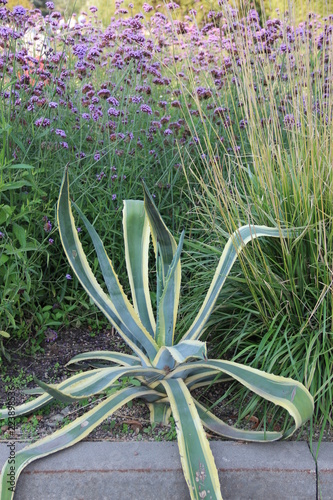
[307,441,319,500]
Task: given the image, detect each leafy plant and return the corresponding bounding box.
[0,168,314,500]
[0,330,10,362]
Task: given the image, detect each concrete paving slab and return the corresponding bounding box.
[316,442,333,500]
[0,441,320,499]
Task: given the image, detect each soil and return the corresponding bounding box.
[1,327,332,445]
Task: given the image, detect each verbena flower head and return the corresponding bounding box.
[12,6,26,16]
[140,103,153,114]
[143,3,153,12]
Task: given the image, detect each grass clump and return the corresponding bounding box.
[173,2,333,437]
[0,1,331,437]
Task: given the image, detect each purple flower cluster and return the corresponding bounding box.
[0,1,330,180]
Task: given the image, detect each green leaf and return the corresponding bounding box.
[153,340,207,369]
[143,182,178,281]
[170,359,314,437]
[155,230,185,346]
[0,369,107,419]
[0,180,32,192]
[13,224,26,249]
[123,199,156,336]
[143,183,182,343]
[34,366,164,402]
[148,402,171,425]
[161,378,222,500]
[0,386,162,500]
[182,225,287,342]
[0,255,9,266]
[66,351,141,368]
[7,164,34,170]
[186,370,232,390]
[195,399,282,441]
[57,168,158,364]
[0,205,14,224]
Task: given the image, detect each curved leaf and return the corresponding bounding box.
[34,366,164,402]
[152,340,207,369]
[0,369,105,419]
[182,225,287,341]
[0,386,162,500]
[66,351,141,368]
[186,370,232,390]
[161,378,222,500]
[123,200,156,336]
[195,399,282,441]
[57,168,158,364]
[148,402,172,425]
[143,182,182,346]
[155,230,185,346]
[170,360,314,437]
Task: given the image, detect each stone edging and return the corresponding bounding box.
[0,441,332,499]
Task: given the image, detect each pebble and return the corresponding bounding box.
[46,414,65,428]
[61,406,71,416]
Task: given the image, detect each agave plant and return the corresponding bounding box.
[0,168,313,500]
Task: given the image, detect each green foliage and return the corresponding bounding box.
[0,173,313,500]
[175,0,333,436]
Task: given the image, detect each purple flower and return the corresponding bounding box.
[73,44,88,59]
[164,128,173,136]
[166,2,179,10]
[55,129,66,138]
[89,6,98,13]
[59,142,68,149]
[35,118,51,128]
[66,274,72,280]
[98,89,111,99]
[171,100,181,108]
[44,221,52,232]
[82,83,94,94]
[77,227,82,233]
[108,107,120,117]
[96,171,106,181]
[76,152,86,159]
[143,3,153,12]
[196,87,212,100]
[45,1,54,9]
[131,96,142,104]
[0,232,3,239]
[106,96,119,107]
[49,102,58,108]
[12,6,26,16]
[140,104,153,115]
[81,113,90,120]
[112,194,117,201]
[48,238,54,244]
[94,152,101,161]
[283,114,296,129]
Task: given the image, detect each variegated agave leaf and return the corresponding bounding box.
[0,168,314,500]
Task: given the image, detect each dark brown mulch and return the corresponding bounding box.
[0,327,332,444]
